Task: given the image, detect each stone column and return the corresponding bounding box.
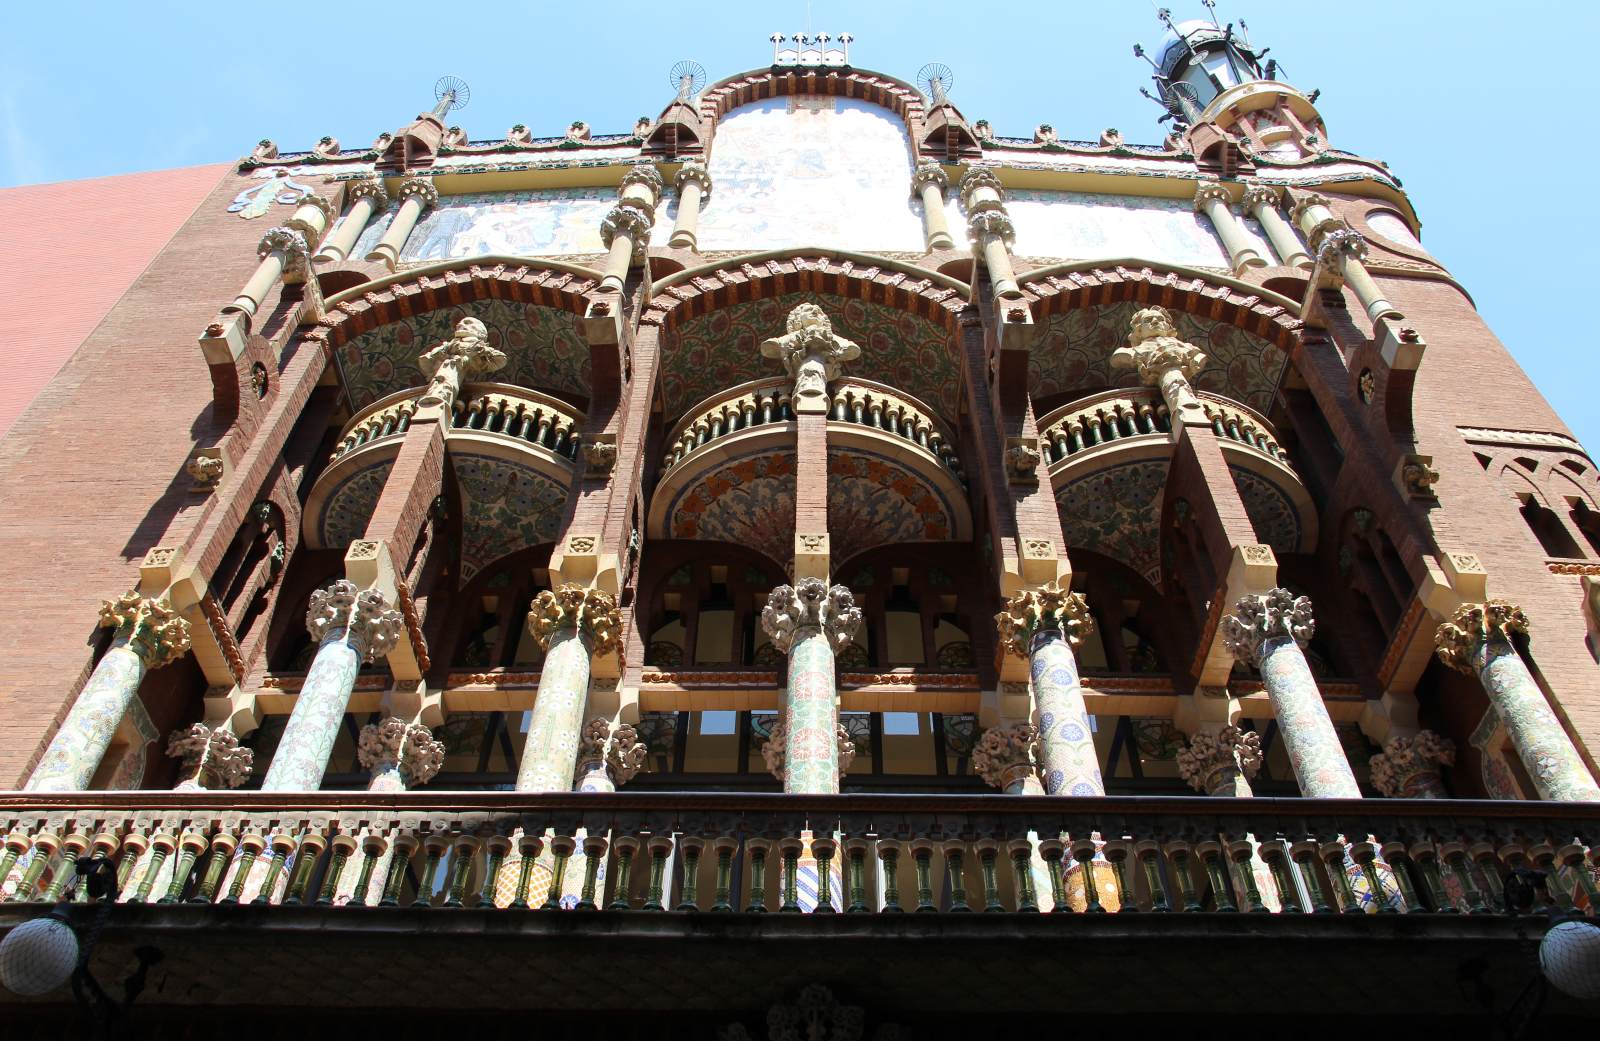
[574,719,649,792]
[599,165,664,291]
[760,302,861,416]
[1242,183,1312,270]
[960,167,1022,301]
[1435,601,1600,802]
[260,580,403,791]
[315,179,389,263]
[1194,181,1266,274]
[1222,589,1360,799]
[284,193,334,253]
[668,163,712,250]
[1176,726,1263,797]
[514,585,622,792]
[1318,228,1400,323]
[25,593,191,791]
[1369,730,1454,799]
[911,163,954,250]
[1110,305,1210,429]
[366,178,438,271]
[415,316,508,409]
[973,722,1042,794]
[231,226,309,320]
[166,723,254,791]
[996,583,1105,796]
[357,717,446,792]
[760,579,863,794]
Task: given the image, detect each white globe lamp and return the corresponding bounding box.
[1540,919,1600,1002]
[0,913,80,996]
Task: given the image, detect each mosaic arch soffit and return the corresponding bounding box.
[336,298,591,411]
[663,290,959,422]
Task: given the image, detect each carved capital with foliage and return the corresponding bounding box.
[1222,587,1314,665]
[1369,730,1455,798]
[1435,600,1529,674]
[577,718,650,787]
[995,582,1094,658]
[98,591,190,669]
[305,580,403,661]
[972,722,1039,791]
[167,723,254,789]
[528,584,621,656]
[357,717,445,787]
[760,578,861,654]
[1176,726,1262,794]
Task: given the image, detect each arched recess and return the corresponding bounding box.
[695,66,931,158]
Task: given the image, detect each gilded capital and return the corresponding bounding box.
[305,579,403,661]
[357,717,445,787]
[417,316,507,406]
[167,722,254,790]
[528,583,621,656]
[965,209,1015,248]
[98,591,191,669]
[577,718,649,787]
[1369,730,1455,798]
[972,722,1039,792]
[1176,726,1262,794]
[1435,599,1529,674]
[760,578,862,654]
[346,178,390,208]
[995,582,1094,658]
[1222,587,1314,666]
[760,302,860,404]
[395,178,439,208]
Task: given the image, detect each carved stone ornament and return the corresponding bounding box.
[1435,599,1529,674]
[357,717,446,787]
[1402,455,1441,497]
[98,591,191,669]
[257,225,309,262]
[675,161,713,196]
[167,723,254,790]
[346,178,390,208]
[584,439,618,476]
[972,722,1039,791]
[995,582,1095,658]
[599,204,655,260]
[719,984,903,1041]
[965,209,1016,248]
[1369,730,1455,798]
[1288,192,1332,228]
[567,120,591,142]
[395,178,440,208]
[1004,438,1041,483]
[760,578,862,654]
[909,162,948,195]
[577,718,650,787]
[417,316,508,407]
[185,453,224,487]
[528,584,621,656]
[1099,127,1124,148]
[619,163,665,205]
[1175,726,1263,794]
[1193,180,1234,212]
[760,303,861,404]
[305,579,403,661]
[1111,306,1208,412]
[1318,227,1369,264]
[1221,587,1315,666]
[957,166,1005,209]
[1241,182,1282,211]
[762,718,857,784]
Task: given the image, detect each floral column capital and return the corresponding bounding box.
[395,177,440,209]
[528,584,621,656]
[576,718,649,787]
[166,723,254,789]
[305,580,403,661]
[972,722,1039,792]
[673,161,712,196]
[760,578,862,653]
[600,204,656,262]
[910,162,949,194]
[1176,726,1263,794]
[762,717,856,784]
[357,717,445,787]
[1241,182,1284,210]
[417,316,508,407]
[760,303,861,407]
[99,591,191,669]
[995,582,1094,658]
[1435,600,1529,673]
[346,178,389,208]
[1370,730,1456,798]
[1222,587,1315,666]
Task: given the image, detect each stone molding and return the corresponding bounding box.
[527,584,622,657]
[305,580,403,661]
[995,582,1094,658]
[98,591,191,669]
[1435,600,1529,674]
[1221,588,1314,666]
[760,578,862,654]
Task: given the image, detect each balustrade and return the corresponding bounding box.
[1038,387,1290,469]
[330,383,585,465]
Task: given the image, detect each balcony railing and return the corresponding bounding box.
[331,383,585,465]
[1038,387,1290,469]
[3,792,1595,917]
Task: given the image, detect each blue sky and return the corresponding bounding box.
[2,2,1595,448]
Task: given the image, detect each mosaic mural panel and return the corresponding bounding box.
[666,292,957,420]
[1054,459,1168,584]
[400,188,673,263]
[338,299,590,409]
[318,461,394,548]
[454,455,569,583]
[827,448,958,567]
[696,96,925,253]
[1230,465,1301,553]
[993,190,1231,268]
[667,452,796,569]
[1031,300,1286,413]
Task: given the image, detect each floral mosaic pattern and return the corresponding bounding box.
[1054,459,1168,584]
[1230,466,1301,552]
[827,449,957,567]
[318,462,393,548]
[339,299,590,409]
[665,292,958,421]
[453,455,569,583]
[1031,301,1286,413]
[785,630,843,794]
[24,642,146,791]
[1258,639,1360,798]
[999,189,1231,269]
[666,452,796,570]
[401,188,671,264]
[515,628,592,792]
[261,638,363,791]
[1478,639,1600,802]
[1030,633,1105,796]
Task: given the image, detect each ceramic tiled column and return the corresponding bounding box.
[1177,726,1263,797]
[760,579,863,794]
[1435,601,1600,802]
[357,717,446,792]
[166,723,255,791]
[26,593,191,791]
[260,580,403,791]
[996,583,1105,796]
[573,718,649,792]
[1223,589,1360,798]
[514,585,621,792]
[1369,730,1454,799]
[315,178,388,263]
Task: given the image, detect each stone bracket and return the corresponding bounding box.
[794,532,830,581]
[548,533,620,597]
[1376,320,1426,371]
[198,312,250,366]
[582,293,624,346]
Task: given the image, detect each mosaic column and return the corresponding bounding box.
[357,717,446,792]
[260,580,402,791]
[760,579,863,795]
[1194,181,1266,273]
[911,163,954,250]
[514,585,621,792]
[26,593,191,791]
[668,162,712,250]
[231,226,309,320]
[1110,305,1209,428]
[599,164,663,291]
[366,178,437,270]
[1369,730,1454,799]
[314,178,388,263]
[1435,602,1600,802]
[574,719,650,792]
[416,316,508,409]
[1176,726,1263,797]
[1242,183,1312,270]
[972,723,1042,795]
[761,716,857,791]
[166,723,255,791]
[960,167,1022,300]
[1222,589,1360,798]
[996,583,1105,796]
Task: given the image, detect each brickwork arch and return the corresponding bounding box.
[696,67,930,160]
